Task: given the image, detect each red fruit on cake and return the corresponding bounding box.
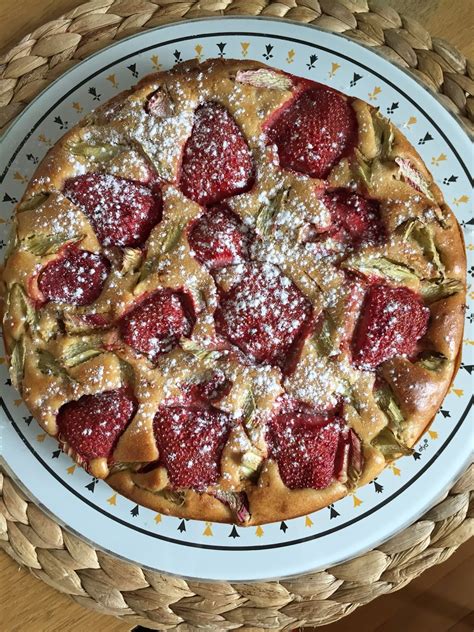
[63,173,162,247]
[214,263,313,368]
[266,84,357,178]
[352,284,430,369]
[188,203,250,268]
[186,371,231,405]
[153,405,232,489]
[119,289,195,362]
[3,59,465,525]
[268,406,342,489]
[37,246,110,306]
[56,387,138,462]
[179,102,254,205]
[320,189,384,246]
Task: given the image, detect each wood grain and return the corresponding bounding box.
[0,1,472,631]
[322,537,474,632]
[0,550,131,632]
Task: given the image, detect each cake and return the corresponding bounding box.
[1,59,466,525]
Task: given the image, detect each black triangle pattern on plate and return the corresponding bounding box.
[306,54,318,70]
[372,480,384,493]
[127,63,139,78]
[417,132,433,144]
[53,116,68,129]
[443,174,458,185]
[88,86,101,101]
[228,525,240,538]
[329,505,340,520]
[350,72,362,87]
[386,102,399,114]
[85,478,99,493]
[262,44,274,60]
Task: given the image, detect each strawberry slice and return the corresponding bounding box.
[63,173,162,247]
[38,246,110,306]
[188,203,250,268]
[153,405,232,489]
[320,189,384,246]
[119,289,195,362]
[179,102,254,205]
[352,284,430,370]
[57,387,138,462]
[266,85,357,178]
[185,371,232,405]
[214,263,313,368]
[268,406,342,489]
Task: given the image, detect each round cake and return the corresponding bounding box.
[0,59,466,525]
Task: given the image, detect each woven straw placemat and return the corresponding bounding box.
[0,0,473,134]
[1,466,472,629]
[0,1,473,629]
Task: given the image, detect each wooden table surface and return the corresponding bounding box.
[0,1,473,631]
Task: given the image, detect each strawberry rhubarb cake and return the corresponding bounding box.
[1,59,466,525]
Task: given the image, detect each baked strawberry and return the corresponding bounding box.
[57,387,138,462]
[214,263,312,368]
[268,408,342,489]
[38,246,110,306]
[352,284,430,370]
[266,85,357,178]
[188,203,250,268]
[179,102,254,205]
[320,189,384,246]
[119,289,195,362]
[63,173,162,247]
[153,405,232,489]
[186,371,232,404]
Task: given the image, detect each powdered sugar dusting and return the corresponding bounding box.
[4,60,456,508]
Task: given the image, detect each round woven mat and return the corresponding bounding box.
[1,466,472,629]
[0,1,473,629]
[0,0,473,135]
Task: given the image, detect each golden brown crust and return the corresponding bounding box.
[107,469,234,522]
[1,58,466,525]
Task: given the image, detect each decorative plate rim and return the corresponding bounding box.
[0,16,472,581]
[1,16,473,146]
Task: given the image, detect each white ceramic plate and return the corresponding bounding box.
[1,17,472,581]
